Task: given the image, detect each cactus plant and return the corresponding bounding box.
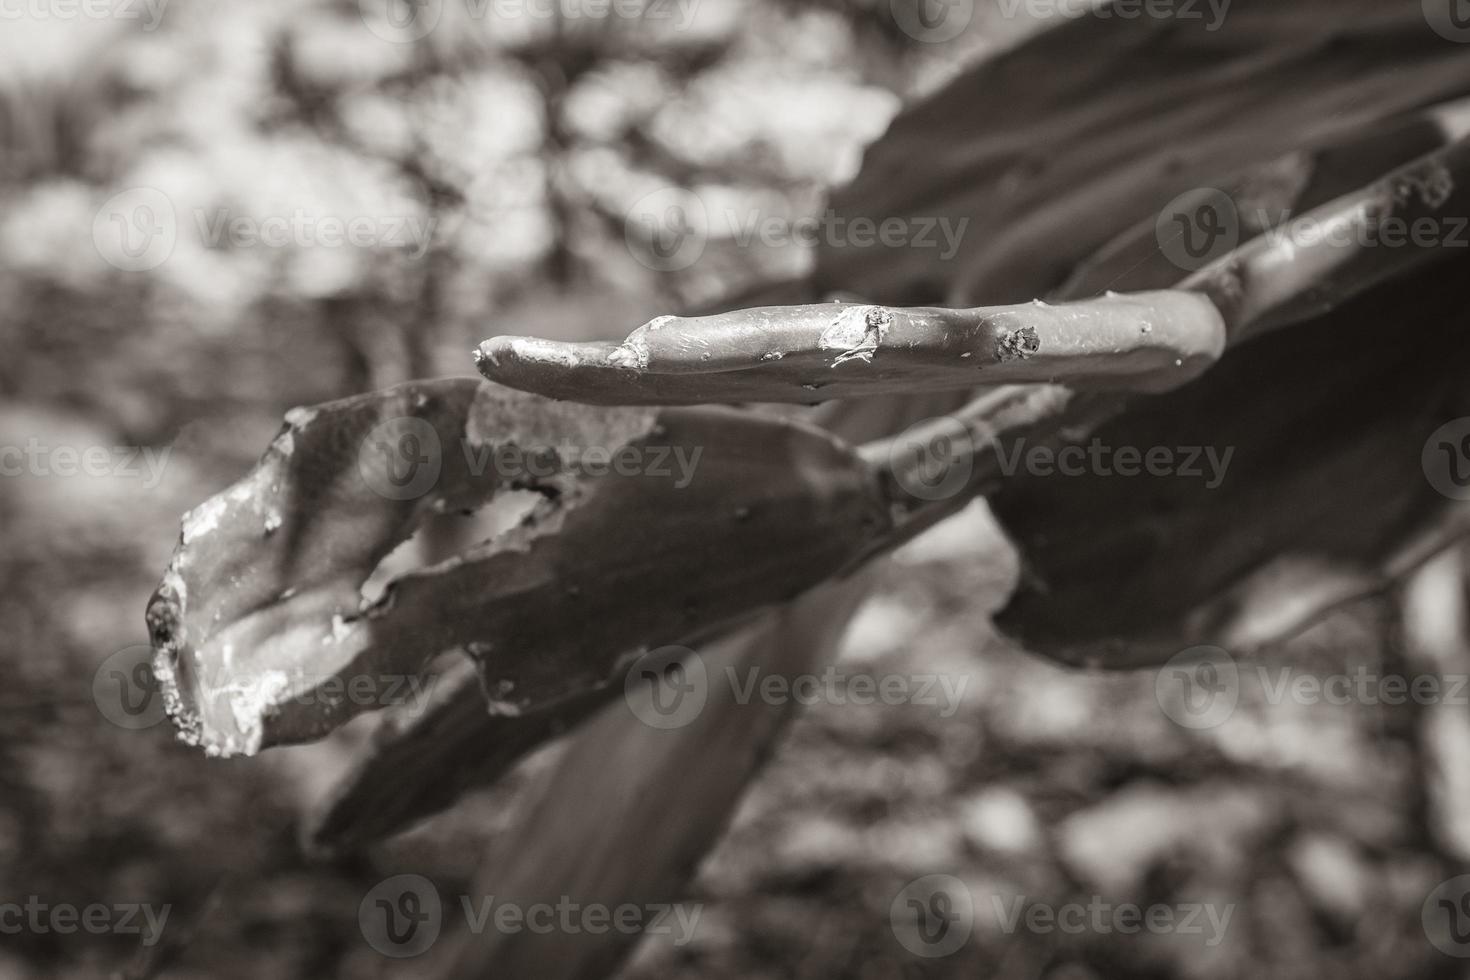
[149,288,1230,758]
[148,2,1470,977]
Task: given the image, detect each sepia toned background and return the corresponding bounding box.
[3,1,1468,977]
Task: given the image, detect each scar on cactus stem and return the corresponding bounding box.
[996,325,1041,362]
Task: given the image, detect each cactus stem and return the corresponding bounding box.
[475,290,1226,406]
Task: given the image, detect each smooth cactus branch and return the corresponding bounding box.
[1185,133,1470,343]
[859,383,1074,526]
[860,135,1470,552]
[474,290,1227,406]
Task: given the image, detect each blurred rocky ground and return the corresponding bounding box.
[1,2,1465,978]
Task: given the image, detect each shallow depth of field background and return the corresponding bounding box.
[1,2,1464,978]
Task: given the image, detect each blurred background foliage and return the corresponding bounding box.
[0,2,1464,978]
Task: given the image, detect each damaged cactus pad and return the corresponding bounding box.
[147,379,891,757]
